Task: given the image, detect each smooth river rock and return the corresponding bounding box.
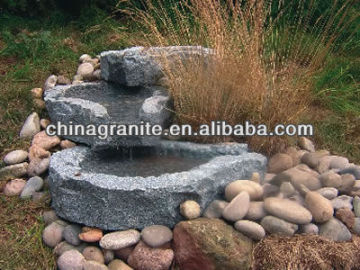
[264,197,312,224]
[222,191,250,222]
[305,191,333,223]
[19,112,40,138]
[225,180,263,201]
[0,162,28,181]
[100,230,141,250]
[141,225,173,248]
[234,220,266,241]
[203,200,228,218]
[3,150,28,165]
[261,216,298,236]
[319,218,352,242]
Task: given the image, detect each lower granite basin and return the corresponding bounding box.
[48,141,267,230]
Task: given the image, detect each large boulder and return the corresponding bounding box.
[173,218,253,270]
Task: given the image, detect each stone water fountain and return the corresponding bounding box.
[45,46,267,230]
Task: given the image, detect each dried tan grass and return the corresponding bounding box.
[252,234,360,270]
[122,0,356,154]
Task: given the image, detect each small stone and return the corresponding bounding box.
[28,145,51,161]
[251,172,260,183]
[79,54,92,63]
[63,224,82,246]
[3,150,28,165]
[77,63,95,80]
[180,200,201,220]
[339,166,360,180]
[316,187,338,200]
[331,195,353,210]
[284,146,302,166]
[335,208,355,229]
[299,137,315,152]
[57,250,85,270]
[267,153,293,174]
[353,218,360,235]
[82,246,105,264]
[40,119,51,129]
[114,246,135,261]
[203,200,228,218]
[299,223,319,234]
[19,112,40,138]
[288,193,305,206]
[262,183,280,198]
[245,201,266,221]
[320,171,342,188]
[304,191,333,223]
[127,241,174,270]
[100,230,140,250]
[264,197,312,224]
[41,210,58,225]
[34,98,46,109]
[319,218,352,242]
[263,173,276,184]
[261,216,298,236]
[32,131,61,150]
[353,196,360,217]
[27,157,50,176]
[108,259,133,270]
[280,182,296,197]
[32,191,47,202]
[54,241,77,257]
[79,228,103,242]
[316,156,333,174]
[352,180,360,191]
[141,225,173,248]
[338,174,355,194]
[60,140,76,149]
[83,261,108,270]
[103,249,115,264]
[222,191,250,222]
[31,87,44,99]
[225,180,263,201]
[93,69,101,80]
[57,75,71,85]
[0,162,28,181]
[301,151,329,169]
[44,75,57,90]
[43,221,66,248]
[234,220,265,241]
[20,176,44,199]
[330,156,349,170]
[84,58,100,67]
[270,167,321,191]
[43,210,58,225]
[3,179,26,196]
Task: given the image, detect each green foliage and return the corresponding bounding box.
[314,57,360,115]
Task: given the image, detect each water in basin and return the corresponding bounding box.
[80,147,211,177]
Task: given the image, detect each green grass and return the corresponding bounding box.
[0,196,55,270]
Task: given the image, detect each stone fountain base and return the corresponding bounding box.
[48,141,266,230]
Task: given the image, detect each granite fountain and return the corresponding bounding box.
[44,46,267,230]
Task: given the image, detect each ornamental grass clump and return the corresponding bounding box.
[122,0,357,154]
